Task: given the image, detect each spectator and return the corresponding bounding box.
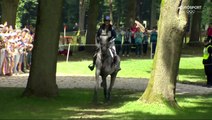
[0,36,5,75]
[207,23,212,41]
[122,28,131,57]
[134,28,143,57]
[130,23,137,45]
[73,22,79,32]
[115,28,122,55]
[0,22,34,76]
[142,28,149,55]
[202,39,212,87]
[150,27,158,58]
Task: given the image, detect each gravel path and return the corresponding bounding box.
[0,74,212,95]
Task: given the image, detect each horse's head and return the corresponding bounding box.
[99,35,111,53]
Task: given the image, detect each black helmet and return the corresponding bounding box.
[104,16,110,21]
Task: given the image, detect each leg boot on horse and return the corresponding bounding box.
[110,46,121,72]
[113,56,121,72]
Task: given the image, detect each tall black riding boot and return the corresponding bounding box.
[88,54,97,71]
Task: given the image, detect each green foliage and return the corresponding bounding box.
[113,0,126,26]
[0,88,212,119]
[16,0,38,28]
[202,1,212,26]
[63,0,79,31]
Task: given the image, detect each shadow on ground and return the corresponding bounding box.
[0,88,212,119]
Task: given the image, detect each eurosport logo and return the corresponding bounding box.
[178,6,202,14]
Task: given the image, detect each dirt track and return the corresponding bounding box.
[0,74,212,95]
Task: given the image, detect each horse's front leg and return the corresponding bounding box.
[108,73,117,101]
[93,69,100,103]
[102,76,107,102]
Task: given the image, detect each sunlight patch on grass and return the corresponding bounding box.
[59,107,81,111]
[110,101,176,115]
[178,57,205,83]
[1,88,212,119]
[177,96,212,108]
[57,57,205,83]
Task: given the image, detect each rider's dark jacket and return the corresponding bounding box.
[97,24,116,42]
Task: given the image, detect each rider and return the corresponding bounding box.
[88,15,120,71]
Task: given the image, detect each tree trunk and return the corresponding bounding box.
[136,0,141,21]
[150,0,157,29]
[125,0,137,28]
[23,0,64,97]
[189,0,205,44]
[1,0,19,28]
[79,0,86,35]
[140,0,189,107]
[85,0,99,52]
[109,0,113,24]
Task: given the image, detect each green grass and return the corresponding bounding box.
[57,53,205,84]
[0,88,212,119]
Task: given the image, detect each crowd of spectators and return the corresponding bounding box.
[0,22,34,76]
[115,23,158,58]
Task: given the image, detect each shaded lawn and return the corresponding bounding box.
[1,88,212,119]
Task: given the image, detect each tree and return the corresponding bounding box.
[150,0,157,29]
[113,0,126,27]
[23,0,64,97]
[16,0,38,28]
[140,0,190,107]
[79,0,86,34]
[85,0,99,52]
[63,0,78,31]
[189,0,206,44]
[150,0,161,29]
[109,0,113,24]
[201,0,212,28]
[125,0,137,28]
[1,0,19,28]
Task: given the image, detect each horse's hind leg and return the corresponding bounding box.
[108,73,117,101]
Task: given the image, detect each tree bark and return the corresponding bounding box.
[109,0,113,24]
[23,0,64,97]
[79,0,86,35]
[189,0,205,44]
[140,0,190,107]
[85,0,99,52]
[125,0,137,28]
[150,0,157,29]
[1,0,19,28]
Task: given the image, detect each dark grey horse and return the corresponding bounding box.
[93,35,121,102]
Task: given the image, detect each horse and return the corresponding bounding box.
[93,35,121,103]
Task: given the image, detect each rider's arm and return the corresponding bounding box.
[97,25,102,38]
[111,27,116,39]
